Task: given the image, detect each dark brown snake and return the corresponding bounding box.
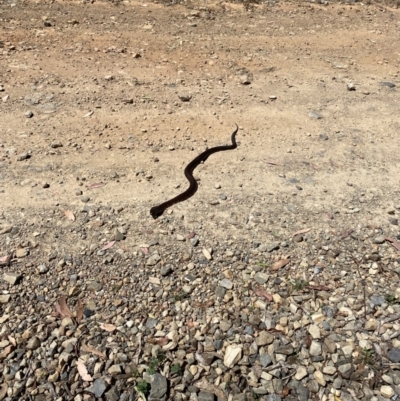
[150,124,238,219]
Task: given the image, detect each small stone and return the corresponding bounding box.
[267,242,280,252]
[3,272,22,285]
[224,345,242,368]
[347,83,356,91]
[374,236,385,244]
[380,385,394,398]
[25,110,34,118]
[81,195,90,203]
[370,295,385,306]
[0,294,11,304]
[365,318,378,331]
[387,348,400,363]
[37,264,49,274]
[240,74,252,85]
[51,141,63,148]
[87,281,103,292]
[105,386,120,401]
[308,324,321,339]
[88,378,108,398]
[295,366,308,380]
[26,336,41,350]
[147,254,161,266]
[42,182,50,188]
[256,331,274,346]
[308,110,323,119]
[314,370,326,386]
[178,93,192,102]
[160,266,172,276]
[309,341,322,356]
[219,278,233,289]
[337,363,354,379]
[275,345,294,355]
[202,248,212,260]
[17,152,30,161]
[389,218,399,225]
[260,354,272,367]
[108,364,122,375]
[198,392,214,401]
[381,81,396,88]
[149,373,168,401]
[176,234,185,241]
[15,248,28,258]
[322,366,336,375]
[114,229,125,241]
[254,272,269,284]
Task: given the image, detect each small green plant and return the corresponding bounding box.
[290,279,308,292]
[135,380,149,398]
[257,262,269,267]
[147,353,166,375]
[170,363,182,376]
[385,293,399,305]
[361,348,375,365]
[173,291,188,302]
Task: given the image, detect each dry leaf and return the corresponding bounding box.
[81,343,107,359]
[86,182,105,190]
[64,210,76,221]
[386,237,400,251]
[292,228,311,237]
[102,241,116,250]
[0,254,12,266]
[307,284,331,291]
[158,337,169,346]
[0,383,8,401]
[280,387,290,397]
[340,229,354,240]
[194,378,227,401]
[55,295,74,318]
[255,289,273,301]
[271,258,290,271]
[100,323,116,332]
[76,360,93,382]
[76,299,84,323]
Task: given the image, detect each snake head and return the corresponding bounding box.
[150,207,164,219]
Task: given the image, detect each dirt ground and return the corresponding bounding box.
[1,0,399,223]
[1,0,400,399]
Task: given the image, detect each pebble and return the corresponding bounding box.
[373,236,385,244]
[219,279,233,289]
[224,345,242,368]
[240,74,252,85]
[25,110,33,118]
[88,378,108,398]
[308,110,323,119]
[295,366,308,380]
[380,385,394,398]
[17,152,30,161]
[388,348,400,363]
[254,272,269,284]
[149,373,168,401]
[3,272,22,285]
[314,370,326,386]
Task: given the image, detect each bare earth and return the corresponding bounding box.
[1,0,400,400]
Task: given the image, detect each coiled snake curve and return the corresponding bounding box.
[150,124,239,219]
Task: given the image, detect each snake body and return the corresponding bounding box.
[150,124,238,219]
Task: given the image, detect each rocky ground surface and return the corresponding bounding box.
[1,0,400,400]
